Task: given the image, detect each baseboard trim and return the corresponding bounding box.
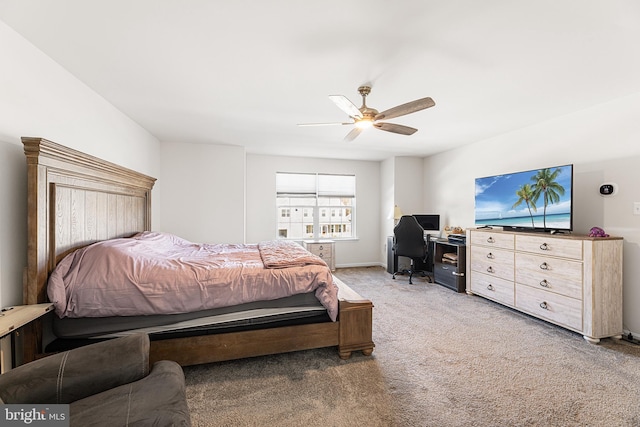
[335,262,385,269]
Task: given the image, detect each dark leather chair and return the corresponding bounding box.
[392,215,430,284]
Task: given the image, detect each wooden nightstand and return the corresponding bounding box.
[0,303,54,372]
[303,240,336,271]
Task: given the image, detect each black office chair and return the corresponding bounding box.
[392,215,430,284]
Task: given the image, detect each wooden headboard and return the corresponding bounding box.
[23,137,156,306]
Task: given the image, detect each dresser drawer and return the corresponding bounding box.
[470,246,514,281]
[308,246,332,259]
[303,240,335,271]
[434,262,464,290]
[515,253,582,299]
[515,235,583,260]
[515,284,582,331]
[306,243,332,254]
[470,273,514,306]
[314,252,332,265]
[470,231,514,250]
[304,242,332,257]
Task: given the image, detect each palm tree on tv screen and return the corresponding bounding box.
[512,183,537,227]
[531,168,565,230]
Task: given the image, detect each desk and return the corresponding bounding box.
[433,240,466,292]
[386,235,434,275]
[0,303,54,372]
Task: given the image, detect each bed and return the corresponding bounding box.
[22,137,374,366]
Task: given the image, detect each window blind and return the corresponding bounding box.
[276,173,316,196]
[318,174,356,197]
[276,173,355,197]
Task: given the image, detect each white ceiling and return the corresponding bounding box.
[1,1,639,161]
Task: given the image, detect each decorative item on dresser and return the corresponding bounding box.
[466,229,623,343]
[303,240,335,271]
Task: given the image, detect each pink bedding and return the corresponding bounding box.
[47,232,338,321]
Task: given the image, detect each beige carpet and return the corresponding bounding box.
[184,267,640,426]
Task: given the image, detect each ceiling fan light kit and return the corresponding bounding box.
[355,120,373,129]
[299,85,435,141]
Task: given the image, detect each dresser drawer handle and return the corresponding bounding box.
[452,272,465,277]
[487,284,494,291]
[539,279,550,288]
[539,262,549,270]
[486,266,494,273]
[540,243,550,251]
[319,253,324,257]
[318,245,324,250]
[486,252,494,259]
[539,301,549,310]
[487,237,495,243]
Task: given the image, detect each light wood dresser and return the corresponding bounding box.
[303,240,336,271]
[466,229,623,343]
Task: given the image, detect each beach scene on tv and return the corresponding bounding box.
[475,165,573,231]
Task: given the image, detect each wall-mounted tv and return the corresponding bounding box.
[474,164,573,232]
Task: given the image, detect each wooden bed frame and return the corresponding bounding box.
[22,137,374,366]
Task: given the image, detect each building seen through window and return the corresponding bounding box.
[276,172,355,240]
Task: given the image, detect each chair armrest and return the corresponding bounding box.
[0,333,150,404]
[70,361,191,426]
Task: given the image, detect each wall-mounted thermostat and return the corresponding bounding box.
[599,183,618,196]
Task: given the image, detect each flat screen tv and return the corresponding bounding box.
[413,214,440,231]
[474,164,573,232]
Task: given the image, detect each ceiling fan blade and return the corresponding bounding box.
[298,122,354,127]
[344,127,364,142]
[374,97,435,121]
[329,95,363,119]
[373,122,418,136]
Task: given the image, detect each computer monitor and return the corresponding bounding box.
[413,214,440,231]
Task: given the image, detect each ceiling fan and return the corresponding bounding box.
[298,85,435,141]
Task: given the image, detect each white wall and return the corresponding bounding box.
[423,92,640,337]
[380,158,395,264]
[381,157,428,271]
[160,142,245,244]
[246,154,380,267]
[394,157,425,220]
[0,21,161,308]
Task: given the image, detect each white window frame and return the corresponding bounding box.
[276,172,356,240]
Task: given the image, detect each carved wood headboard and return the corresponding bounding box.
[23,137,156,306]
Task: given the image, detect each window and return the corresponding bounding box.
[276,172,355,240]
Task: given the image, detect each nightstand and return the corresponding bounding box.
[303,240,336,271]
[0,303,54,372]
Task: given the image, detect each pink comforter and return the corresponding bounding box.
[47,232,338,321]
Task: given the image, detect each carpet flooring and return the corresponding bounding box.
[184,267,640,426]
